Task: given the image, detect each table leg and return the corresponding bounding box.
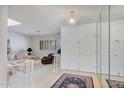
[19,64,22,72]
[29,61,32,72]
[12,66,15,76]
[54,56,56,72]
[25,63,27,73]
[31,60,33,72]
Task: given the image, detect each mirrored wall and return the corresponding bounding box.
[96,5,124,88]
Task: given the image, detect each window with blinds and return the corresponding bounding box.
[40,40,59,50]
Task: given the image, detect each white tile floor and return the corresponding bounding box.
[7,62,102,88]
[6,60,124,88]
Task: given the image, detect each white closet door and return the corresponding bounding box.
[114,30,124,76]
[110,29,124,76]
[78,24,96,72]
[61,27,79,70]
[118,31,124,76]
[110,29,119,76]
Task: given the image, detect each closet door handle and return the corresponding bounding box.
[79,53,82,55]
[114,54,118,56]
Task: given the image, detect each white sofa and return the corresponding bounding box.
[7,52,40,62]
[7,52,40,74]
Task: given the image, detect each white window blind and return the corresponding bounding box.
[40,40,59,50]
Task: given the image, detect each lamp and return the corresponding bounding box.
[27,48,32,55]
[57,49,61,54]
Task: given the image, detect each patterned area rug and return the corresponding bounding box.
[106,79,124,88]
[51,73,94,88]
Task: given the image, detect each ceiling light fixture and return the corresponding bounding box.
[8,18,22,26]
[68,10,76,25]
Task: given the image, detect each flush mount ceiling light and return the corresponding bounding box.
[68,10,77,25]
[8,18,22,26]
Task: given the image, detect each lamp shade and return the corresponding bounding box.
[27,48,32,52]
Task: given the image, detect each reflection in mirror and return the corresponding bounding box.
[109,5,124,88]
[96,5,124,88]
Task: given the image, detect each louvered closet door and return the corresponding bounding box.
[61,27,79,70]
[78,24,96,73]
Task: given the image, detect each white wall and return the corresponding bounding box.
[8,32,31,53]
[0,6,8,87]
[31,34,60,57]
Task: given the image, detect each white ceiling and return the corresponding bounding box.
[8,5,102,36]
